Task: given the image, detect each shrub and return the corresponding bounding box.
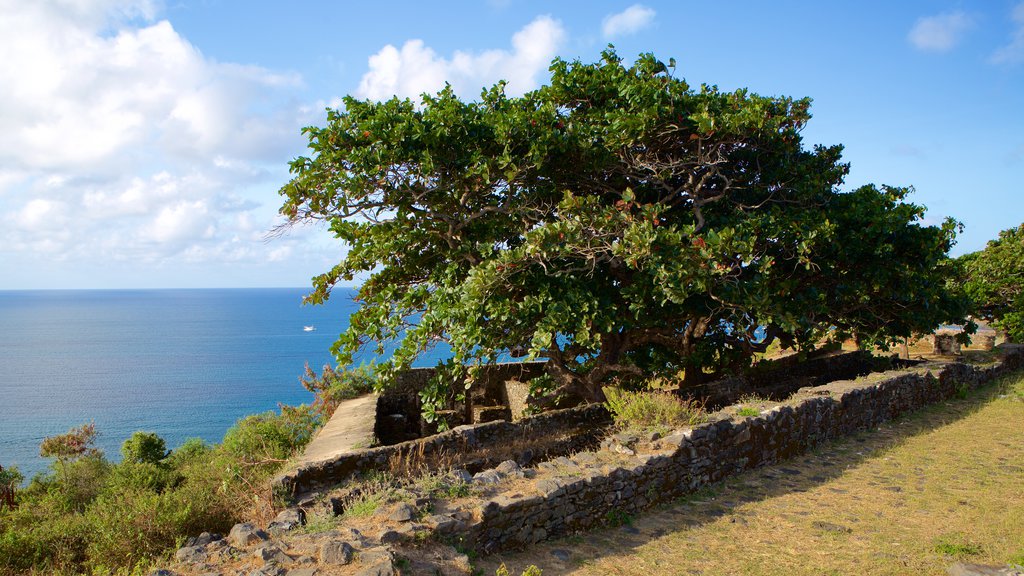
[221,404,320,464]
[301,362,377,417]
[164,437,211,469]
[602,386,707,430]
[121,432,169,464]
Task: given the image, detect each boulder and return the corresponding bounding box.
[229,522,270,547]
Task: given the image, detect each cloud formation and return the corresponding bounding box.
[602,4,656,39]
[356,15,566,100]
[991,2,1024,64]
[0,0,314,286]
[907,11,974,52]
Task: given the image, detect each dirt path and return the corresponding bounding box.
[479,375,1024,576]
[295,394,378,466]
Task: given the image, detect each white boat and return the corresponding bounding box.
[303,325,315,332]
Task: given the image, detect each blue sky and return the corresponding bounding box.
[1,0,1022,290]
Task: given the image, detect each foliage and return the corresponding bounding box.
[736,406,760,417]
[602,386,707,430]
[0,405,322,575]
[0,465,21,512]
[40,423,100,465]
[496,564,543,576]
[120,432,169,465]
[221,404,320,465]
[300,361,377,418]
[279,48,970,416]
[957,223,1024,342]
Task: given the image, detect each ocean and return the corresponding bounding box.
[0,287,445,479]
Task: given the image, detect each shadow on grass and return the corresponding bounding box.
[476,371,1024,575]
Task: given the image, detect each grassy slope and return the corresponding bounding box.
[480,372,1024,576]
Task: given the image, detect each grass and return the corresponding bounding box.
[602,387,707,431]
[479,370,1024,575]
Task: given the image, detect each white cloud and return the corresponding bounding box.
[992,2,1024,64]
[907,11,974,52]
[356,15,566,101]
[0,0,319,283]
[602,5,656,39]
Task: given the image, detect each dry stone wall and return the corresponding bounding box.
[445,349,1021,554]
[274,403,611,499]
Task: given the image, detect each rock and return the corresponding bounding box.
[424,514,462,534]
[274,508,306,526]
[388,502,415,522]
[644,430,662,442]
[535,479,563,497]
[229,522,270,547]
[356,547,396,576]
[184,532,222,547]
[495,460,522,475]
[174,545,207,564]
[286,569,320,576]
[473,469,504,484]
[611,433,639,447]
[248,565,287,576]
[255,544,291,564]
[355,562,395,576]
[379,529,403,544]
[319,540,354,565]
[947,563,1024,576]
[450,468,474,484]
[147,571,178,576]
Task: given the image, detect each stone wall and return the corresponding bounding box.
[274,402,611,499]
[374,362,548,444]
[442,348,1022,554]
[683,349,888,409]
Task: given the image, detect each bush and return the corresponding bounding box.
[301,362,377,417]
[121,432,169,464]
[221,404,320,464]
[164,437,211,469]
[603,386,707,430]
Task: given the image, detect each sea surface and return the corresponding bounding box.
[0,288,446,479]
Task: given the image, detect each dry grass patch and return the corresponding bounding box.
[479,371,1024,576]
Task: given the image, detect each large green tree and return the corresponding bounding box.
[279,50,969,416]
[958,224,1024,342]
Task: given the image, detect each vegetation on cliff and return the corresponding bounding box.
[0,405,320,575]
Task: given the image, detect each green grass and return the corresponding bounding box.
[602,387,707,430]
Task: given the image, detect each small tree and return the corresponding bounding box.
[40,423,101,477]
[121,431,169,465]
[958,224,1024,342]
[280,49,970,418]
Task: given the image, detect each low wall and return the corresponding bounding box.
[375,362,548,444]
[454,347,1022,553]
[684,350,890,409]
[274,403,611,499]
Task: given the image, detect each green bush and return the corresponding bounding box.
[602,386,707,430]
[121,432,168,464]
[301,362,377,417]
[0,403,324,576]
[221,404,320,464]
[164,437,212,469]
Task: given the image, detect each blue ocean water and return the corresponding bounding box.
[0,288,443,479]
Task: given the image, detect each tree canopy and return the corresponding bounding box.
[958,223,1024,342]
[279,50,970,416]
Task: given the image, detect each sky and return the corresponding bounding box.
[1,0,1022,290]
